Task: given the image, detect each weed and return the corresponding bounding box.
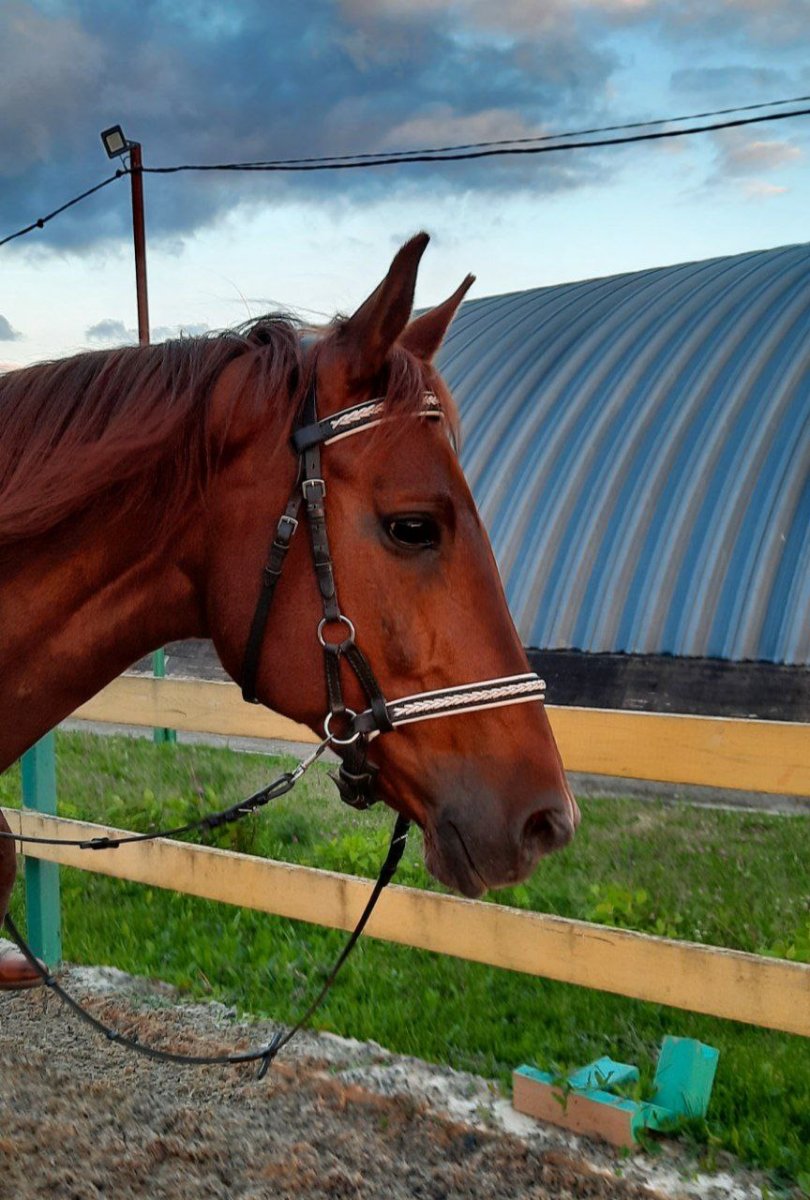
[585,882,684,939]
[758,916,810,964]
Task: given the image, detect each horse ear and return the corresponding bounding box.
[339,232,430,383]
[398,274,475,362]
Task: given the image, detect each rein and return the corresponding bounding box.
[2,373,547,1075]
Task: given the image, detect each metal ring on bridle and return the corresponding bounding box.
[317,614,356,649]
[324,708,361,745]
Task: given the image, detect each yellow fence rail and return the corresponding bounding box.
[10,671,809,1034]
[72,674,810,796]
[5,808,809,1038]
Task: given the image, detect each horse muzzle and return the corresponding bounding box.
[423,786,579,899]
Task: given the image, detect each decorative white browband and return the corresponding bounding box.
[293,393,443,451]
[346,672,546,740]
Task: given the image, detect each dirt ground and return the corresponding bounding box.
[0,963,773,1200]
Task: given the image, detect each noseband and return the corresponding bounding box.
[239,373,547,810]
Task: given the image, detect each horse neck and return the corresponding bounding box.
[0,504,206,769]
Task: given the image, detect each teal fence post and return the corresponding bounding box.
[21,732,62,967]
[152,648,177,745]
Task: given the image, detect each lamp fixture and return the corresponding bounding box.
[100,124,131,159]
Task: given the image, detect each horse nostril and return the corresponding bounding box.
[522,804,575,857]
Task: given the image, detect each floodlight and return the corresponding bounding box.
[100,124,130,159]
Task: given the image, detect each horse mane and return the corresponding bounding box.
[0,317,433,548]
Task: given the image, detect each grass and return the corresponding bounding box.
[3,729,809,1192]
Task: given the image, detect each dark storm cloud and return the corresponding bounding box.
[3,0,806,255]
[0,315,22,340]
[0,0,616,253]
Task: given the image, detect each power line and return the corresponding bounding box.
[2,100,809,248]
[151,92,810,168]
[0,170,124,248]
[140,106,810,174]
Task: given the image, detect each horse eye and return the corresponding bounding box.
[386,515,440,550]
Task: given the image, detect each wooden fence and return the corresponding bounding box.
[5,674,809,1038]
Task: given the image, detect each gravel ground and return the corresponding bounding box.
[0,962,774,1200]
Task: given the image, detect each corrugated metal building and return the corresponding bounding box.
[438,242,810,666]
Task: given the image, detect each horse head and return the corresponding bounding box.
[205,234,579,897]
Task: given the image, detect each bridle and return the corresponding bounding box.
[2,354,549,1075]
[239,369,547,811]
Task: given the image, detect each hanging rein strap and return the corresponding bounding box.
[2,814,410,1079]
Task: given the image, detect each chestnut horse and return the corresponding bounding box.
[0,234,578,989]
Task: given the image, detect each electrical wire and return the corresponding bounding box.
[139,106,810,174]
[147,91,810,168]
[0,170,125,248]
[2,99,809,248]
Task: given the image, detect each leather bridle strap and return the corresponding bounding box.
[239,489,302,711]
[239,378,547,813]
[239,381,444,811]
[348,674,547,738]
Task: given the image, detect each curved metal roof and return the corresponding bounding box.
[438,243,810,665]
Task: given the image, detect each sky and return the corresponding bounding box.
[1,0,809,369]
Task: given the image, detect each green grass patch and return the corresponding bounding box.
[4,730,809,1190]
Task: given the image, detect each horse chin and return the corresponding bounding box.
[330,768,487,897]
[423,823,489,899]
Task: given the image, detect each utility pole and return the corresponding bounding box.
[129,141,150,346]
[100,126,175,744]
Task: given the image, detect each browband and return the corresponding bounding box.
[292,392,443,452]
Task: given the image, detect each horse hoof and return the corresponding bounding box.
[0,944,45,990]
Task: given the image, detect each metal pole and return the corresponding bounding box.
[129,142,150,347]
[21,734,62,967]
[129,141,176,745]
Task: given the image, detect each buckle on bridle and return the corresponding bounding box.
[277,513,299,539]
[301,478,326,501]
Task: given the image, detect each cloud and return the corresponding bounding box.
[593,0,810,46]
[705,127,803,198]
[670,65,790,98]
[151,323,210,340]
[743,180,788,198]
[86,319,135,344]
[1,0,806,257]
[671,0,810,47]
[86,318,210,343]
[0,315,21,341]
[0,360,21,373]
[712,129,803,177]
[0,0,615,253]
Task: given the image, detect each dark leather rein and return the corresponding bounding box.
[2,375,546,1076]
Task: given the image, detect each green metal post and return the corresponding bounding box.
[152,648,176,744]
[21,732,62,967]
